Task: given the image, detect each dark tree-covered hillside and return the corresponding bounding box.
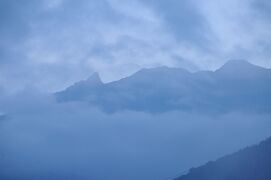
[175,137,271,180]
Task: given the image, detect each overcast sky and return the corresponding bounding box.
[0,0,271,92]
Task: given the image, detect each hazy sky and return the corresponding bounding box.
[0,0,271,92]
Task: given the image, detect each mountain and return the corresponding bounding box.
[55,60,271,113]
[56,72,103,102]
[216,60,270,78]
[174,136,271,180]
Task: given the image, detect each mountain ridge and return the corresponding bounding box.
[55,60,271,113]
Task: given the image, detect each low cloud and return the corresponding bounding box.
[1,92,271,180]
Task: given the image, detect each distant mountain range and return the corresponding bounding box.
[55,60,271,113]
[174,136,271,180]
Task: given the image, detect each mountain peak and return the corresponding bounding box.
[215,60,267,77]
[86,72,102,85]
[222,59,252,67]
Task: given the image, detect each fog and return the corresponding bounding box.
[1,92,271,180]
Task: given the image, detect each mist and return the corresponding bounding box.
[1,92,271,180]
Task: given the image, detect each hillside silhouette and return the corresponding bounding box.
[175,136,271,180]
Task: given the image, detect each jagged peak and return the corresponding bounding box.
[86,72,103,84]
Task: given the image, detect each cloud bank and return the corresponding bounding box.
[0,0,271,92]
[0,93,271,180]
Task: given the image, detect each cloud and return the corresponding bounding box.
[196,0,271,64]
[0,0,270,92]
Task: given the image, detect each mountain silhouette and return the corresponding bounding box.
[174,136,271,180]
[55,60,271,113]
[216,60,271,78]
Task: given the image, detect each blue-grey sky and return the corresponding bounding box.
[0,0,271,92]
